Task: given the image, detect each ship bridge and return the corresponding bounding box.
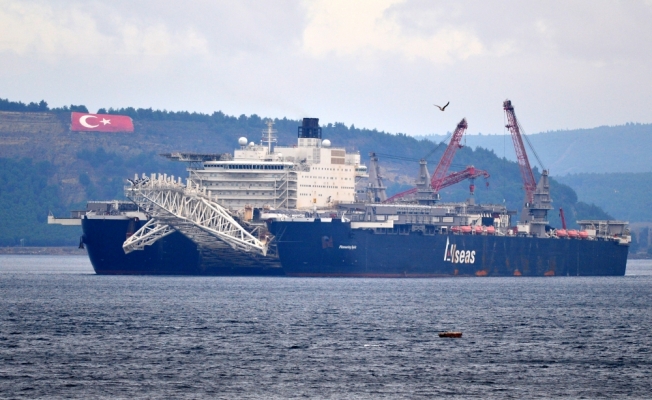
[122,173,273,266]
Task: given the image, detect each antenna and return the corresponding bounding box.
[261,119,277,154]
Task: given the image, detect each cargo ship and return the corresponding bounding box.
[53,101,630,276]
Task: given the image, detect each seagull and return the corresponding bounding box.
[434,101,450,111]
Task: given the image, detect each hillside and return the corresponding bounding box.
[416,123,652,175]
[556,173,652,222]
[0,99,620,246]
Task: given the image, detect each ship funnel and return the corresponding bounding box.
[298,118,321,139]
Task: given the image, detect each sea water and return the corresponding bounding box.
[1,255,651,398]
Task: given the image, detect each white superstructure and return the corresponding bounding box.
[189,118,365,211]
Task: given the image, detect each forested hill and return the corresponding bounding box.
[0,97,620,246]
[416,123,652,175]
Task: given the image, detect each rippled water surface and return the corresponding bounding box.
[1,255,651,399]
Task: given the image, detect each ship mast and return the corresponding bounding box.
[261,119,277,154]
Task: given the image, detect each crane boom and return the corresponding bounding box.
[503,99,536,203]
[436,165,489,190]
[430,118,468,192]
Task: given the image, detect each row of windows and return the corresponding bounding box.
[208,183,274,187]
[303,176,351,180]
[204,164,286,170]
[202,174,286,179]
[298,193,353,197]
[312,167,351,172]
[299,184,355,190]
[216,192,278,196]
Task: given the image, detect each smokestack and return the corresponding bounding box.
[298,118,321,139]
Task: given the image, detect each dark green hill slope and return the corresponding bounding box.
[0,158,80,246]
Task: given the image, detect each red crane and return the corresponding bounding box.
[503,99,536,203]
[384,118,469,203]
[559,208,567,230]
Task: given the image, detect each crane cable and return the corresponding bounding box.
[517,121,546,172]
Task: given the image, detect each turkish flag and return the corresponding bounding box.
[70,112,134,132]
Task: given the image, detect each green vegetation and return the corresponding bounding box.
[0,97,88,113]
[75,148,186,200]
[0,158,80,246]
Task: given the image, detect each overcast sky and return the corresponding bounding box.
[1,0,651,135]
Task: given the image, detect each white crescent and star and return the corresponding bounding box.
[79,115,111,128]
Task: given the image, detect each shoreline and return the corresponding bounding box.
[0,247,87,255]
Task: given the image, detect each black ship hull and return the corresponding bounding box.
[268,219,628,277]
[81,217,283,276]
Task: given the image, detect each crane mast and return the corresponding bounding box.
[503,99,553,234]
[503,100,537,203]
[431,119,468,192]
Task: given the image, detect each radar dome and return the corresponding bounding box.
[322,139,331,147]
[248,142,255,147]
[238,137,248,146]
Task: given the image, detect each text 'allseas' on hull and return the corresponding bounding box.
[268,219,628,277]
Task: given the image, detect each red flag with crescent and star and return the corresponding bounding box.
[70,112,134,132]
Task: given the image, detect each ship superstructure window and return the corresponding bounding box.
[218,164,285,170]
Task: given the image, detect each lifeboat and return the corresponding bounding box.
[556,229,568,238]
[474,226,483,235]
[451,226,460,233]
[579,231,589,239]
[460,226,472,234]
[567,229,579,238]
[438,331,463,338]
[486,226,496,235]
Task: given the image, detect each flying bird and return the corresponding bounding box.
[434,101,450,111]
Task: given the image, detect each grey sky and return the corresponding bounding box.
[1,0,651,135]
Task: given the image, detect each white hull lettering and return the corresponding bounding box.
[443,241,476,264]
